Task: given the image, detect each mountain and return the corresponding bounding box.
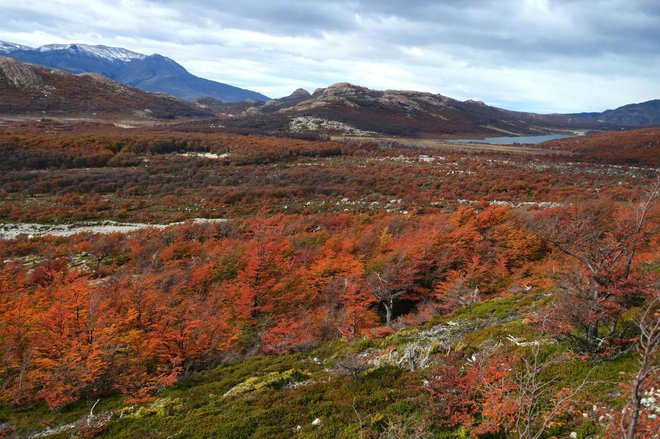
[0,56,211,119]
[0,41,269,102]
[569,99,660,127]
[0,41,32,53]
[224,82,611,137]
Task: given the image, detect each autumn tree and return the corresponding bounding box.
[0,263,35,406]
[529,184,659,350]
[76,232,125,276]
[308,237,377,339]
[426,347,591,438]
[231,214,310,350]
[435,255,485,312]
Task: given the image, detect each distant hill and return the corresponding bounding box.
[569,100,660,127]
[0,41,269,102]
[541,127,660,166]
[0,56,212,119]
[223,82,612,137]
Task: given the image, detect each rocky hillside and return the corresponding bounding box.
[224,83,612,137]
[0,57,212,119]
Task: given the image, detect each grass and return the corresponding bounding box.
[99,363,417,438]
[0,395,124,438]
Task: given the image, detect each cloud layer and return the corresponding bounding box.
[2,0,659,112]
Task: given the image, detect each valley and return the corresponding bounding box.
[0,114,657,437]
[0,27,659,438]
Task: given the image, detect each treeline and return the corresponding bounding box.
[0,132,364,172]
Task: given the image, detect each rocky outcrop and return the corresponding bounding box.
[229,81,612,137]
[0,57,45,88]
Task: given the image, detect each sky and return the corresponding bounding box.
[1,0,659,113]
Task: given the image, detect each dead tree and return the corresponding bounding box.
[620,298,659,439]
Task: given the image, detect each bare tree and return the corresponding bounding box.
[366,258,416,325]
[528,182,659,349]
[511,345,593,439]
[620,298,660,439]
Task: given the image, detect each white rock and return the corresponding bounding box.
[569,432,578,439]
[312,418,322,426]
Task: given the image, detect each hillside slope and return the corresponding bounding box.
[0,57,211,119]
[541,127,660,166]
[1,293,643,439]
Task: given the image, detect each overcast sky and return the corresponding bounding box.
[1,0,659,112]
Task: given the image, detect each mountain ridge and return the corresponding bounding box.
[570,99,660,127]
[0,40,269,102]
[223,82,613,137]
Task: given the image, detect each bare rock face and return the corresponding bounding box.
[260,87,313,112]
[314,82,374,97]
[0,56,44,88]
[289,88,311,99]
[303,82,452,114]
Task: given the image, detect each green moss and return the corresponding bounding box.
[387,400,416,416]
[76,353,414,438]
[462,319,540,347]
[451,291,550,320]
[575,420,602,438]
[355,336,373,351]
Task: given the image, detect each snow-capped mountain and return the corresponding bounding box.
[0,41,32,54]
[0,40,269,102]
[36,43,147,63]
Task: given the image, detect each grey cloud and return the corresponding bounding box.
[0,0,659,112]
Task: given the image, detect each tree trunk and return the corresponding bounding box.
[384,301,393,326]
[586,322,599,348]
[625,379,642,439]
[587,284,601,348]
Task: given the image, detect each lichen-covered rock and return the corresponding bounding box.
[118,398,183,419]
[222,369,311,397]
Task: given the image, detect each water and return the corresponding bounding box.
[449,134,575,145]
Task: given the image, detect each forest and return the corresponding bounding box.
[0,120,658,438]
